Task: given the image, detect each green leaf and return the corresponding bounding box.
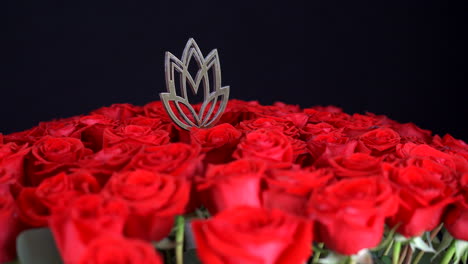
[432,230,454,262]
[454,240,468,264]
[16,228,62,264]
[410,236,435,253]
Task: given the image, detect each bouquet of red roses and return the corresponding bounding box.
[1,99,467,264]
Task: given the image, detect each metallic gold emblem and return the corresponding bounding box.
[160,38,230,130]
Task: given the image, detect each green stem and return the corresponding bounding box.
[412,224,443,264]
[312,243,324,264]
[175,216,185,264]
[440,240,456,264]
[393,241,402,264]
[384,240,395,256]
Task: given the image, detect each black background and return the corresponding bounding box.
[3,0,467,141]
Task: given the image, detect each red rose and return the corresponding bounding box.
[2,126,44,146]
[102,125,170,148]
[78,236,162,264]
[238,117,300,138]
[0,186,22,263]
[50,194,129,264]
[25,136,92,186]
[190,123,241,164]
[218,99,262,126]
[102,169,190,241]
[0,142,30,185]
[432,134,468,161]
[142,101,173,122]
[263,167,333,217]
[444,173,468,241]
[308,177,398,255]
[329,153,383,178]
[79,143,142,186]
[233,129,294,165]
[124,143,203,180]
[307,140,358,167]
[358,128,401,154]
[79,114,116,152]
[91,103,142,121]
[196,159,267,214]
[392,122,432,144]
[385,164,457,237]
[300,122,336,141]
[192,206,313,264]
[17,171,100,227]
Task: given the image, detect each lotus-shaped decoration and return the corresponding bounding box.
[160,38,230,130]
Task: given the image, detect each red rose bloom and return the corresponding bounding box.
[79,143,142,186]
[0,187,22,263]
[263,167,333,217]
[78,236,163,264]
[102,125,170,148]
[17,171,100,227]
[359,128,401,154]
[190,123,242,164]
[238,117,300,138]
[50,194,129,264]
[25,136,92,186]
[79,114,116,152]
[192,206,313,264]
[124,143,203,180]
[233,128,294,165]
[385,164,457,237]
[196,159,267,214]
[329,153,383,178]
[91,103,142,121]
[0,142,30,185]
[444,173,468,241]
[308,177,398,255]
[103,169,190,241]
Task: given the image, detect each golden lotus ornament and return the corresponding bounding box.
[160,38,230,130]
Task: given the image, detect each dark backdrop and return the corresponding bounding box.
[3,0,467,141]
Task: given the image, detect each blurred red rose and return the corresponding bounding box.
[233,128,294,165]
[192,206,313,264]
[102,169,190,241]
[124,143,203,180]
[79,143,142,186]
[385,164,457,238]
[444,173,468,241]
[0,186,22,263]
[190,123,241,164]
[50,194,129,264]
[329,153,383,178]
[17,171,100,227]
[308,177,398,255]
[102,125,170,148]
[25,136,92,186]
[0,142,30,185]
[196,159,267,214]
[78,236,163,264]
[263,167,333,217]
[358,128,401,154]
[91,103,142,121]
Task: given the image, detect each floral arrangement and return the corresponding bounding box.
[1,99,467,264]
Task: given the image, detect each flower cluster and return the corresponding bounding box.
[0,100,467,263]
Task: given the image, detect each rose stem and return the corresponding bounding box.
[384,240,395,256]
[312,243,324,264]
[175,216,185,264]
[440,240,456,264]
[398,244,409,264]
[403,246,413,264]
[393,241,402,264]
[412,224,443,264]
